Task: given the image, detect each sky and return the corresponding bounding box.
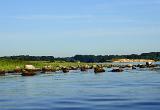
[0,0,160,57]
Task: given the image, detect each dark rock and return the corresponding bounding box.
[137,64,146,68]
[7,70,15,73]
[145,62,157,68]
[21,70,36,76]
[94,67,105,73]
[80,67,87,71]
[0,70,5,76]
[132,66,136,69]
[148,64,157,68]
[111,68,124,72]
[62,67,69,73]
[146,62,152,66]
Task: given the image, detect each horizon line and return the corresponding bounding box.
[0,52,159,58]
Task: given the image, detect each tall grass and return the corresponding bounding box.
[0,59,94,71]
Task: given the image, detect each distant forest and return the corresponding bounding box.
[0,52,160,63]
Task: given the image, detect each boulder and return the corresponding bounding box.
[80,66,87,71]
[55,67,61,71]
[42,65,55,73]
[126,64,133,68]
[14,66,22,73]
[21,70,36,76]
[94,67,105,73]
[111,68,124,72]
[146,62,157,68]
[70,66,78,70]
[24,65,36,70]
[146,62,152,66]
[80,65,92,71]
[137,64,146,68]
[85,65,90,68]
[62,68,69,73]
[132,66,136,69]
[62,67,69,73]
[92,65,97,69]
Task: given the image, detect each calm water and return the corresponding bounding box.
[0,67,160,110]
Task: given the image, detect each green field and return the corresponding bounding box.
[0,59,95,71]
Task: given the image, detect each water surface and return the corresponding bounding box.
[0,68,160,110]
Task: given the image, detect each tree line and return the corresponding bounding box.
[0,52,160,63]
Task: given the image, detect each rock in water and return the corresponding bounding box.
[14,66,22,73]
[146,62,152,66]
[132,66,136,69]
[126,64,133,68]
[0,70,5,76]
[24,65,36,70]
[111,68,124,72]
[62,67,69,73]
[94,67,105,73]
[80,66,87,71]
[137,64,146,68]
[42,65,55,73]
[21,70,36,76]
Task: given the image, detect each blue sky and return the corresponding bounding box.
[0,0,160,57]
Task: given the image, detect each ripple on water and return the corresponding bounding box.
[1,69,160,110]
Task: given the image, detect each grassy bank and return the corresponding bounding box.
[0,59,94,71]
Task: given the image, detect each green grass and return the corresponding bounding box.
[0,59,95,71]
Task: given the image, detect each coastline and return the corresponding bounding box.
[112,59,155,63]
[0,59,159,76]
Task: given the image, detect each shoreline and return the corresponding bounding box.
[112,59,155,63]
[0,59,159,76]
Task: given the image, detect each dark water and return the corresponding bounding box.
[0,68,160,110]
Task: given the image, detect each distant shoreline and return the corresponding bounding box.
[112,59,155,63]
[1,52,159,63]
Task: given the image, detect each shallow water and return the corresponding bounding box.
[0,68,160,110]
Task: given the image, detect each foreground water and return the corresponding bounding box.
[0,68,160,110]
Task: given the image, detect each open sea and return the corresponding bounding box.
[0,63,160,110]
